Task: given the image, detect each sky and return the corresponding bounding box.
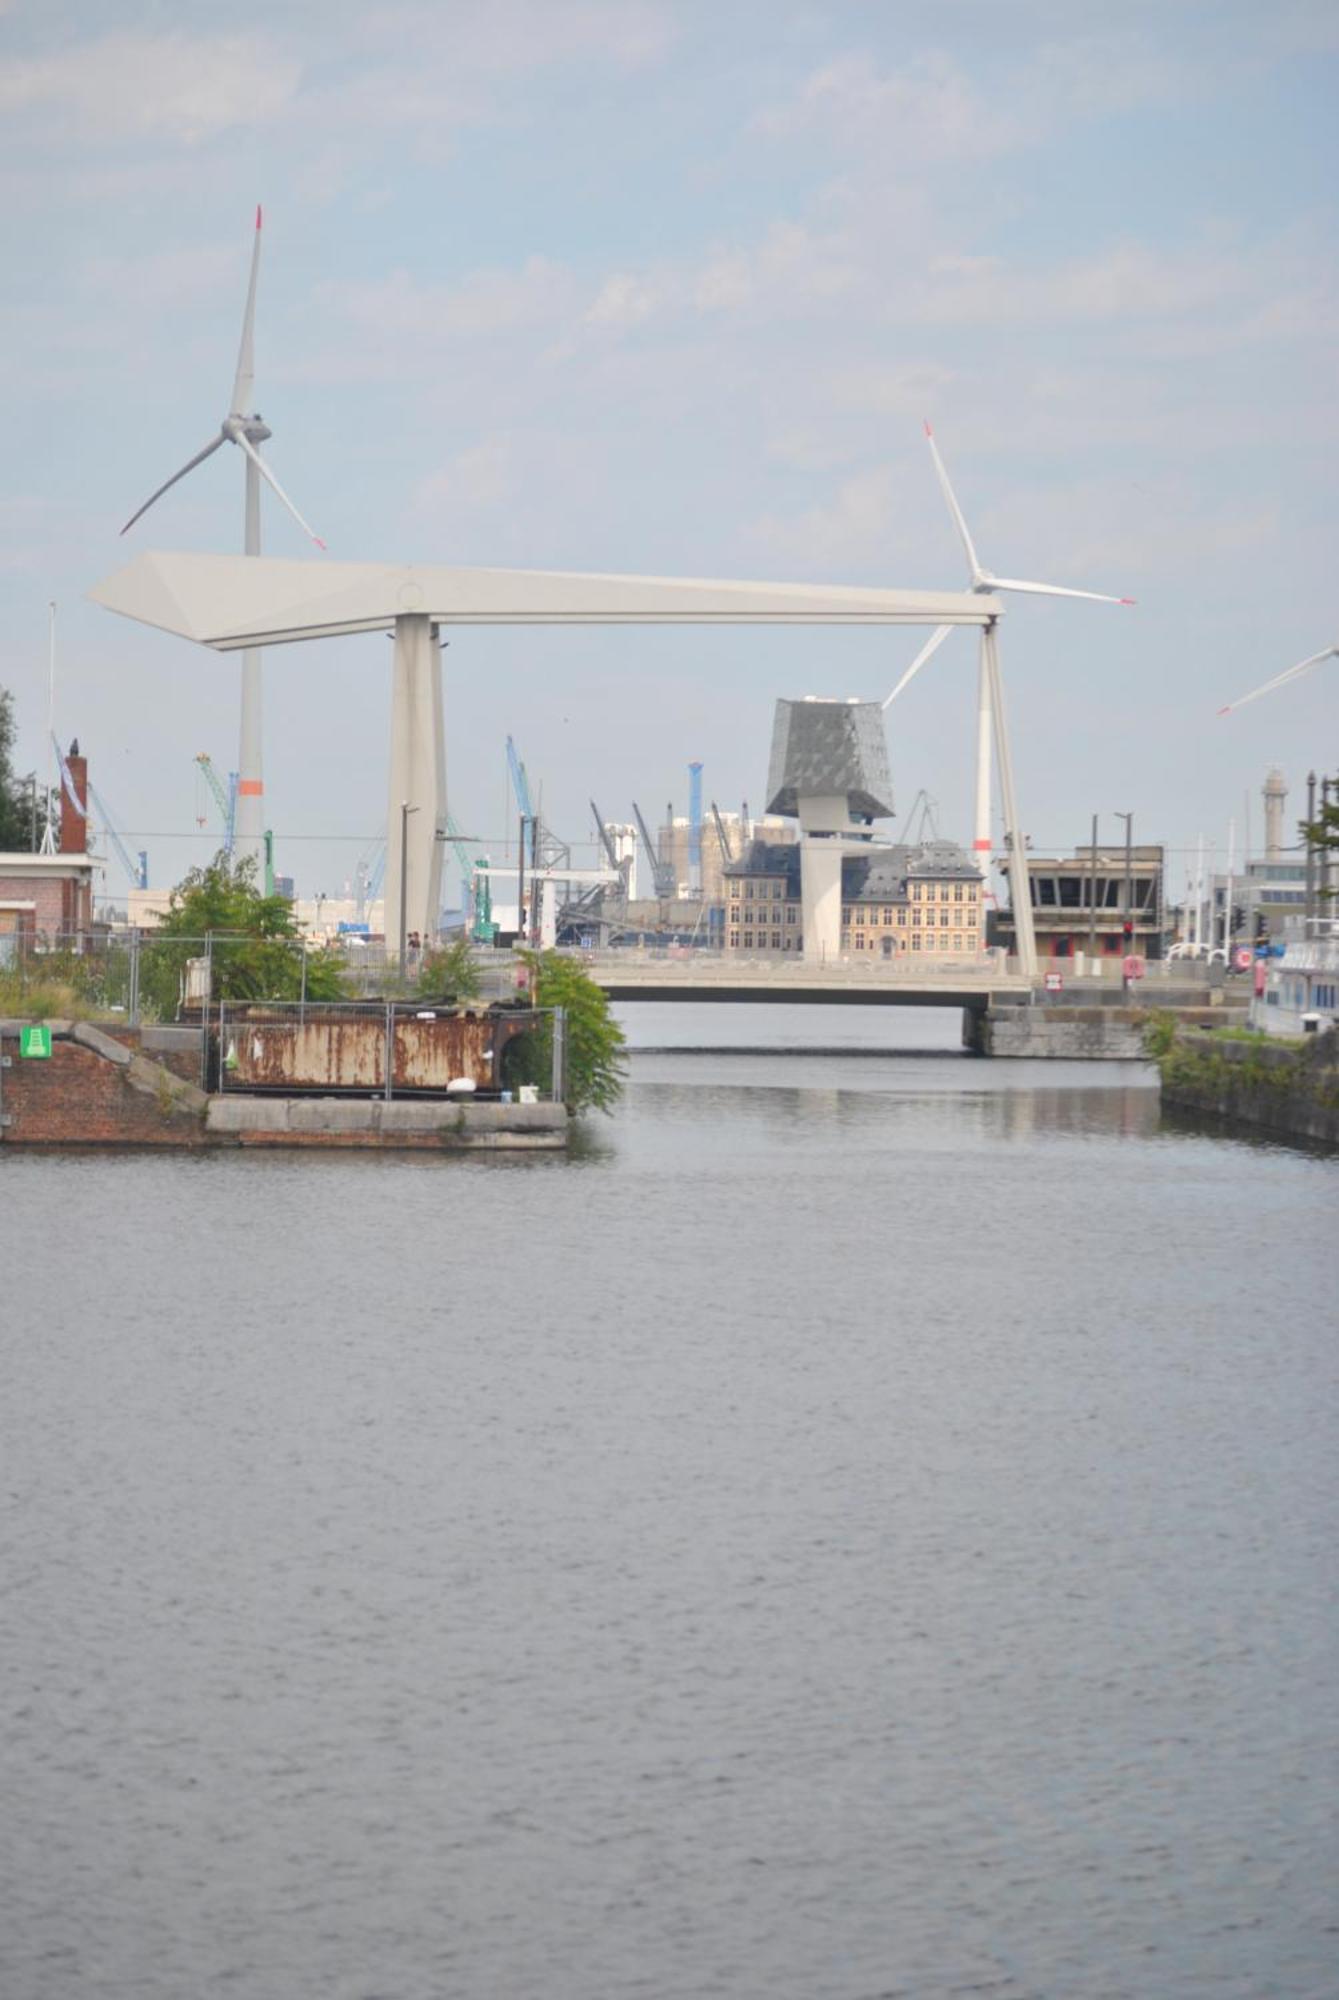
[1,0,1335,905]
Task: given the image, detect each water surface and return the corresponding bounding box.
[2,1022,1335,1998]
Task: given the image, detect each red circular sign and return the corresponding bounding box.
[1123,955,1145,980]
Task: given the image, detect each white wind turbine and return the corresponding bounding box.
[121,207,324,875]
[1219,642,1338,716]
[885,422,1133,927]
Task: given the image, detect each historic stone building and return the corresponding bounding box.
[723,838,981,958]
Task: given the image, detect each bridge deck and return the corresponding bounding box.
[581,954,1030,1008]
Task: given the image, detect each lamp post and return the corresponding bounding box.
[1087,811,1099,963]
[1115,811,1133,988]
[398,800,419,972]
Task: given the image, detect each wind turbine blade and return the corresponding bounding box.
[231,204,263,417]
[1218,644,1339,717]
[924,420,984,584]
[983,573,1135,606]
[882,624,953,709]
[231,429,327,549]
[120,433,225,535]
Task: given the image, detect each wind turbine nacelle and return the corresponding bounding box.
[225,415,272,444]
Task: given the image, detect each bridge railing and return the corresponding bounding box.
[575,947,1022,985]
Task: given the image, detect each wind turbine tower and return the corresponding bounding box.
[886,425,1132,921]
[120,208,325,876]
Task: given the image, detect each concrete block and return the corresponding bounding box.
[72,1021,133,1066]
[207,1096,292,1134]
[289,1096,379,1134]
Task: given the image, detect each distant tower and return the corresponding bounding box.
[687,762,703,897]
[768,697,894,962]
[1263,766,1287,862]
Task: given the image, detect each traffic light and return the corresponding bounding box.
[1122,919,1134,941]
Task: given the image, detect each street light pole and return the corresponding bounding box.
[1087,811,1099,962]
[1115,811,1133,989]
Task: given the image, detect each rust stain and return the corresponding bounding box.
[222,1006,542,1095]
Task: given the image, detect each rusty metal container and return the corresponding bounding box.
[217,1003,543,1096]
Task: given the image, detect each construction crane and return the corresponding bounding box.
[590,800,626,878]
[902,789,941,848]
[442,812,496,941]
[688,761,703,896]
[710,800,734,864]
[632,800,676,899]
[195,753,237,855]
[505,733,569,870]
[506,733,533,827]
[88,781,148,889]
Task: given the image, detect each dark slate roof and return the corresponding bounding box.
[766,699,894,818]
[843,840,981,902]
[723,840,802,890]
[841,852,904,902]
[904,840,982,881]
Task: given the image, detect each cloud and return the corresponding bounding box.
[746,467,901,573]
[79,242,240,313]
[303,258,581,384]
[753,50,1020,163]
[0,31,302,143]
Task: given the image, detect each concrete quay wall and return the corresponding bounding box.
[0,1021,566,1151]
[972,1003,1250,1060]
[1155,1027,1339,1148]
[206,1096,567,1150]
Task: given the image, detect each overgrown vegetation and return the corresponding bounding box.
[415,936,482,1003]
[1301,790,1339,897]
[138,855,347,1015]
[509,950,627,1115]
[0,685,57,851]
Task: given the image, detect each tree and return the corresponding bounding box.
[1302,790,1339,897]
[0,687,54,852]
[141,855,347,1015]
[415,936,482,1002]
[511,950,627,1115]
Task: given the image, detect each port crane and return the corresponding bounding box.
[710,800,734,864]
[632,800,676,899]
[195,753,238,856]
[88,781,148,889]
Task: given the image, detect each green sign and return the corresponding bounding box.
[20,1025,52,1060]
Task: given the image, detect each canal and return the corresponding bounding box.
[2,1007,1335,1998]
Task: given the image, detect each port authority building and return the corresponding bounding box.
[721,697,984,961]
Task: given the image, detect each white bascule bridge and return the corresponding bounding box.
[88,548,1045,972]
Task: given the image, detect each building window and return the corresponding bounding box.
[772,933,781,949]
[787,905,796,922]
[743,933,753,948]
[953,934,962,950]
[912,933,922,950]
[940,910,949,926]
[745,882,754,900]
[729,930,739,947]
[898,909,907,926]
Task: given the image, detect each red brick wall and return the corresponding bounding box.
[0,871,92,936]
[0,1035,209,1147]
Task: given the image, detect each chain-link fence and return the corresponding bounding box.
[0,929,522,1024]
[214,998,563,1102]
